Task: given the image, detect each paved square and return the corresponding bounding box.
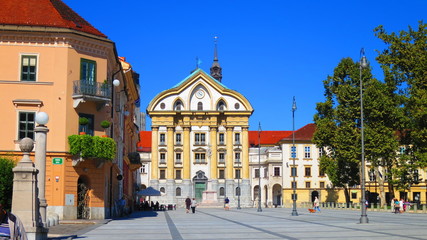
[76,208,427,240]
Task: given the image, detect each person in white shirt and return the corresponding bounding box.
[191,198,197,213]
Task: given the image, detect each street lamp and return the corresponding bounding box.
[359,48,369,223]
[34,112,49,227]
[237,162,241,209]
[291,97,298,216]
[257,122,262,212]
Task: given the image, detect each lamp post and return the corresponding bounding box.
[257,122,262,212]
[34,112,49,228]
[237,162,241,209]
[291,97,298,216]
[359,48,369,223]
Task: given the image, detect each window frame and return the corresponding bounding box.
[234,152,241,163]
[235,169,241,179]
[78,113,94,136]
[194,133,206,145]
[219,152,225,163]
[305,167,311,177]
[80,58,96,85]
[304,146,311,158]
[219,187,225,196]
[255,168,260,178]
[175,170,182,180]
[21,55,38,81]
[291,167,297,177]
[159,133,166,145]
[159,170,166,179]
[195,153,206,163]
[219,169,225,179]
[175,153,182,163]
[175,133,181,145]
[18,111,36,140]
[234,133,240,145]
[219,133,225,145]
[160,153,166,163]
[291,146,297,158]
[274,167,280,177]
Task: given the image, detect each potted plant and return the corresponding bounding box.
[100,120,111,137]
[79,117,89,135]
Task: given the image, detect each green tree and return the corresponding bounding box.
[314,58,363,203]
[375,21,427,194]
[0,157,16,211]
[363,77,402,205]
[314,56,401,205]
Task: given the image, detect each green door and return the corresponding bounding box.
[195,182,206,202]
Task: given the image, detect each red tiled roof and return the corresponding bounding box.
[0,0,107,38]
[137,131,152,152]
[248,131,292,146]
[281,123,316,141]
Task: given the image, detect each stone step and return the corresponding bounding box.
[197,202,224,208]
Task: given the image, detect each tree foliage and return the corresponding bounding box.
[0,157,16,211]
[314,53,402,204]
[315,21,427,204]
[375,21,427,190]
[313,58,364,203]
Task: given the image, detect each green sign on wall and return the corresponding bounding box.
[52,158,63,165]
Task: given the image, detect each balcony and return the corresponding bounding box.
[72,80,112,108]
[127,152,142,171]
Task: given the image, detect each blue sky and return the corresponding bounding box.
[64,0,426,131]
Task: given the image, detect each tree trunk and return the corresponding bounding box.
[388,179,395,206]
[376,167,386,207]
[344,185,350,203]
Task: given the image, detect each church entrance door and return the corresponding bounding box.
[195,182,206,202]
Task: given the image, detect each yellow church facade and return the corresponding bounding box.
[147,67,253,207]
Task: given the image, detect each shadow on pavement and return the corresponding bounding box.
[111,210,159,220]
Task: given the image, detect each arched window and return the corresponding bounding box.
[236,187,241,196]
[253,186,260,200]
[219,187,225,196]
[176,187,181,196]
[217,101,226,111]
[160,187,165,193]
[197,102,203,111]
[174,101,182,111]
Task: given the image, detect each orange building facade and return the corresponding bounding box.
[0,0,140,220]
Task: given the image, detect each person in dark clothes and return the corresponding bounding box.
[185,197,191,213]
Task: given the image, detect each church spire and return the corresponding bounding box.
[210,36,223,82]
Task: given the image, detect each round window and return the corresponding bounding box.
[234,103,240,110]
[160,103,165,109]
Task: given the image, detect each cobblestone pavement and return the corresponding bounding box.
[48,208,427,240]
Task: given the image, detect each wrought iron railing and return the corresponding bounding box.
[73,80,111,98]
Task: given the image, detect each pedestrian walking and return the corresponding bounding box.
[224,197,230,210]
[185,196,191,213]
[313,196,321,212]
[191,198,197,213]
[394,198,400,214]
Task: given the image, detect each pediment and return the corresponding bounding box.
[147,68,253,114]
